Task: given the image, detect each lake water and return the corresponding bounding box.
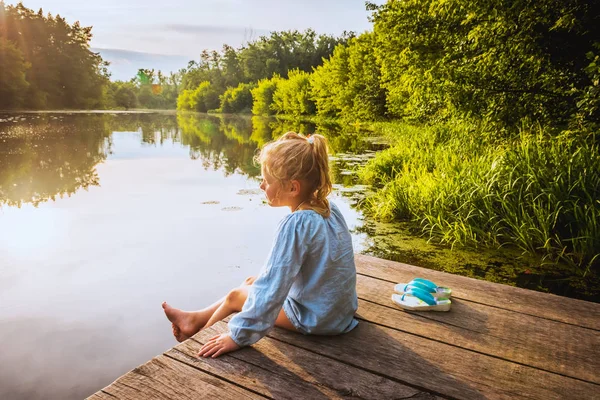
[0,111,590,399]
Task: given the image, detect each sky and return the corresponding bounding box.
[8,0,382,80]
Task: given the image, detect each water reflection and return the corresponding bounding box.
[0,114,111,207]
[0,112,379,208]
[179,114,260,176]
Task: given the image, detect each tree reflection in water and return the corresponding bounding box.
[0,112,376,208]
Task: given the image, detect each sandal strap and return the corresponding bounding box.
[410,278,437,290]
[406,288,437,306]
[407,281,435,293]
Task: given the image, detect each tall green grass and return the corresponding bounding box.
[359,121,600,275]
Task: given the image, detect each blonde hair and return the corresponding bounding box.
[256,131,332,217]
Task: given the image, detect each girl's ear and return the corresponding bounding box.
[289,180,301,196]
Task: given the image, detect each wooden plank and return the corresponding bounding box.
[356,274,600,383]
[265,319,599,400]
[169,321,440,400]
[102,381,170,400]
[87,392,117,400]
[355,254,600,330]
[98,355,263,400]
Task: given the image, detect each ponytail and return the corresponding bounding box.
[308,134,332,217]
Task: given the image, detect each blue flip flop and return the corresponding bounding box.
[391,287,452,312]
[394,278,452,299]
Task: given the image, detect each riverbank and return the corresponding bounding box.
[356,119,599,299]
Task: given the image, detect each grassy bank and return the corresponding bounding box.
[358,120,600,276]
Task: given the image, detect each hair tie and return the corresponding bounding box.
[307,135,314,145]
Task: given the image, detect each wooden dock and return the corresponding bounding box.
[88,254,600,399]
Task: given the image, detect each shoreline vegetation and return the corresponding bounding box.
[1,1,598,293]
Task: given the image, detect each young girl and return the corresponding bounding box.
[162,132,358,358]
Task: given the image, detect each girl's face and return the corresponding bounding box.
[260,166,290,208]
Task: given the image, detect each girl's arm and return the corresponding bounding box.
[228,214,308,347]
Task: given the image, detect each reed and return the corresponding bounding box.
[359,121,600,274]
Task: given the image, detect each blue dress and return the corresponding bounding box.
[228,202,359,346]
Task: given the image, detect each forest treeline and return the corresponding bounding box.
[176,0,599,130]
[3,0,597,129]
[0,2,350,111]
[0,2,107,109]
[0,2,185,109]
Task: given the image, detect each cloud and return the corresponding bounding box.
[164,23,269,37]
[93,48,191,81]
[94,48,186,58]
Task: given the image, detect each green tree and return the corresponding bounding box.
[220,83,255,113]
[177,89,193,110]
[179,29,351,99]
[162,70,183,108]
[576,45,600,124]
[371,0,600,127]
[310,44,350,118]
[272,69,315,115]
[109,68,182,109]
[0,2,109,109]
[190,81,220,112]
[137,85,156,108]
[345,33,387,120]
[310,33,386,120]
[0,37,29,108]
[251,76,280,116]
[114,85,137,109]
[239,30,353,82]
[221,44,244,87]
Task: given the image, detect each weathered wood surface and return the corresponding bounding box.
[356,274,600,383]
[101,355,262,399]
[355,254,600,330]
[167,322,439,400]
[89,254,600,400]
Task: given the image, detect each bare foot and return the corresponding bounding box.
[171,323,186,342]
[162,302,209,342]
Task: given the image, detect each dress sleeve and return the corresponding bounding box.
[228,213,309,346]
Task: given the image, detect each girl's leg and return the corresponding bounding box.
[162,295,226,341]
[162,277,255,342]
[163,276,296,342]
[197,300,296,359]
[204,283,297,331]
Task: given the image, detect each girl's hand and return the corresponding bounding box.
[198,333,240,358]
